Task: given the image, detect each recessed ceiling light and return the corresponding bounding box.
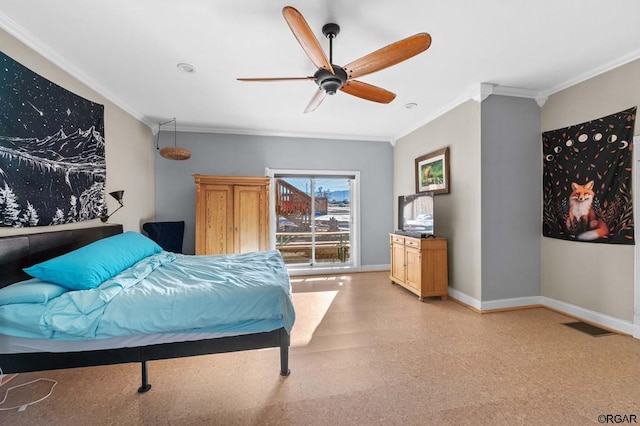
[405,102,418,109]
[177,63,196,73]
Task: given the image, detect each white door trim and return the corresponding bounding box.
[265,167,361,271]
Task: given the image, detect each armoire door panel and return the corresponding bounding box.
[194,175,270,255]
[234,185,268,253]
[203,185,233,255]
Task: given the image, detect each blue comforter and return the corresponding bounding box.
[34,250,294,340]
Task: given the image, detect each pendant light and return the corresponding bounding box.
[156,118,191,160]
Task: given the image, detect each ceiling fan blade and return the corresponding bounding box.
[343,33,432,80]
[237,77,315,82]
[282,6,334,74]
[304,88,327,113]
[340,80,396,104]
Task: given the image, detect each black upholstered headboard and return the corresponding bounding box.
[0,224,123,288]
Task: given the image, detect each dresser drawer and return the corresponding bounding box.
[391,235,405,244]
[405,238,420,248]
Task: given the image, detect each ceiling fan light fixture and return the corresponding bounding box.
[321,78,342,95]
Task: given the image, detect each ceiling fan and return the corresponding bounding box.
[237,6,432,113]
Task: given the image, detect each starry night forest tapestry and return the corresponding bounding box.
[542,106,636,244]
[0,52,106,227]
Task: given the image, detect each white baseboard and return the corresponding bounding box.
[541,296,634,335]
[358,264,390,272]
[481,295,544,311]
[447,287,481,311]
[288,263,389,276]
[448,288,635,336]
[449,291,544,312]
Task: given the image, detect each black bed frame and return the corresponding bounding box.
[0,225,290,393]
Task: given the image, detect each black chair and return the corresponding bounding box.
[142,221,185,253]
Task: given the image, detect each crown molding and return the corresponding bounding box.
[470,82,496,102]
[392,82,550,142]
[491,85,548,107]
[0,11,155,130]
[545,47,640,97]
[473,83,548,106]
[155,123,392,143]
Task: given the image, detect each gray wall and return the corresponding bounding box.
[395,96,540,305]
[154,132,394,267]
[481,95,541,301]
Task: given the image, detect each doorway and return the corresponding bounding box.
[266,169,360,271]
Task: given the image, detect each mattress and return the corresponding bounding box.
[0,249,294,351]
[0,327,278,354]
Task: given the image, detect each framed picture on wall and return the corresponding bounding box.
[415,147,450,194]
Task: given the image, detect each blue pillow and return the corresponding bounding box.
[0,279,68,306]
[24,231,162,290]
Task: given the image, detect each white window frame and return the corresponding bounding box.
[265,167,361,274]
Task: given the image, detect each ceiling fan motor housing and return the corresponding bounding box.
[315,65,347,95]
[322,23,340,39]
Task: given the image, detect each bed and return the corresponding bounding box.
[0,224,294,393]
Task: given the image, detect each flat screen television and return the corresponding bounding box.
[397,192,435,237]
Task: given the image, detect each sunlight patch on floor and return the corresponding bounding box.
[290,291,338,347]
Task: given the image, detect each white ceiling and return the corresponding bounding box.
[2,0,640,142]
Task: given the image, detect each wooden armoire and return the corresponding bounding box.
[194,175,270,255]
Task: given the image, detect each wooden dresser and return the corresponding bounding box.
[389,233,448,301]
[194,175,270,255]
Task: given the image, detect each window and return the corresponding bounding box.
[266,168,360,271]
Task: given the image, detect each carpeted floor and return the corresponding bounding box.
[1,271,640,425]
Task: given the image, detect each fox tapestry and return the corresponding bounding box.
[542,106,636,244]
[0,52,106,227]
